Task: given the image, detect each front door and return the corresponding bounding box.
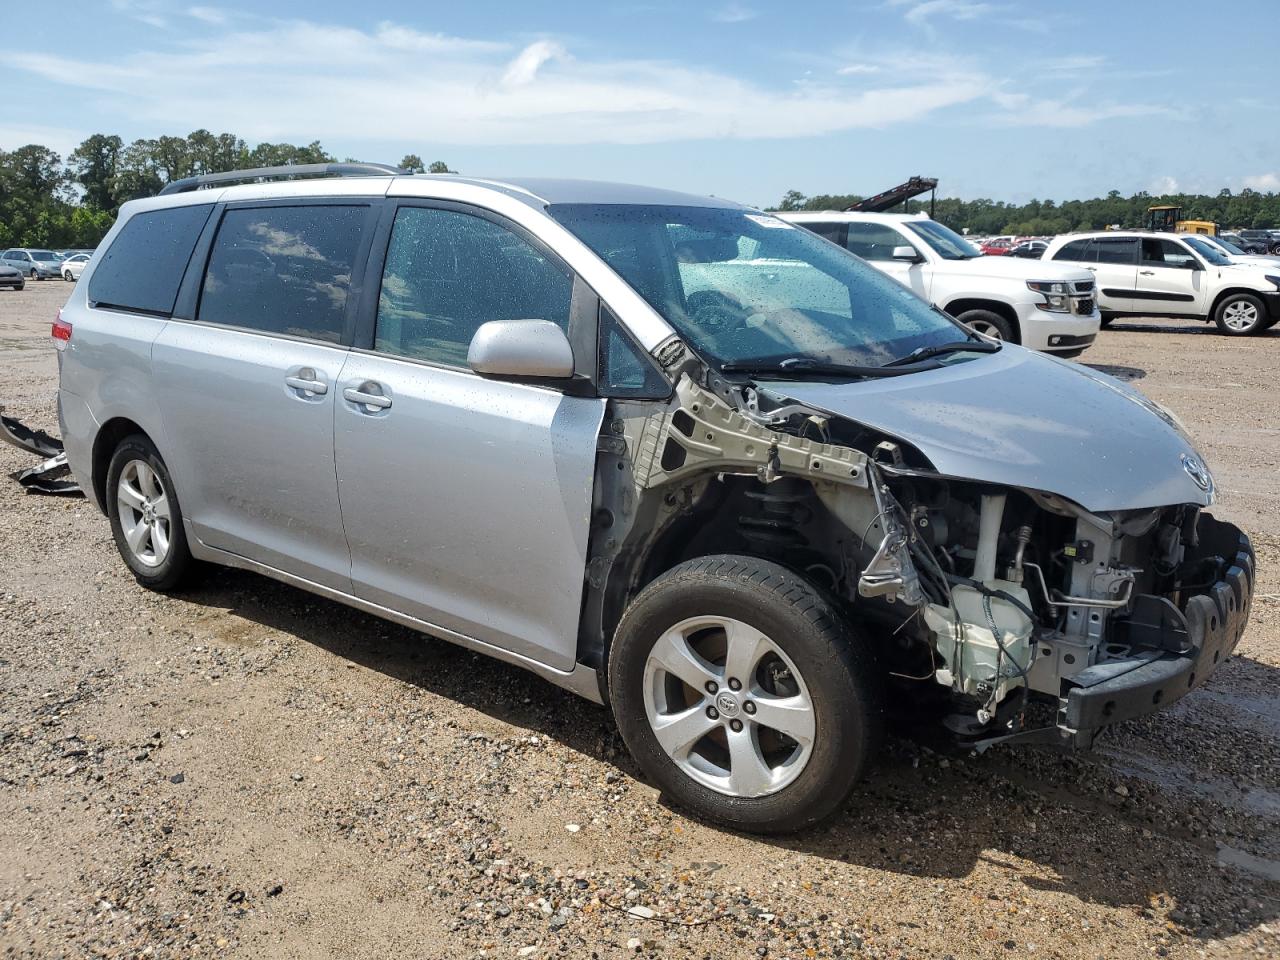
[1136,237,1206,316]
[333,203,605,670]
[152,201,374,591]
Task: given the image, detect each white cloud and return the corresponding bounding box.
[837,63,882,76]
[187,6,227,25]
[1,20,997,146]
[1151,175,1180,194]
[501,40,569,87]
[711,3,759,22]
[890,0,994,26]
[111,0,168,29]
[1242,173,1280,192]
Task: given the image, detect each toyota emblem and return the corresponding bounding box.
[1181,453,1211,492]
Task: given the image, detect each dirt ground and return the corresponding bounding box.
[1,279,1277,960]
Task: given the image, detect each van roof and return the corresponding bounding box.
[143,169,746,212]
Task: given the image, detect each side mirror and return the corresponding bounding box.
[892,245,922,262]
[1184,258,1201,270]
[468,319,575,379]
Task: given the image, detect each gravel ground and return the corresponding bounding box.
[1,280,1277,960]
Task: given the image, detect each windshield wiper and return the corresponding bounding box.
[721,358,925,379]
[882,339,999,367]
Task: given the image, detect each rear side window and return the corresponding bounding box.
[801,221,845,244]
[199,205,366,343]
[89,204,213,315]
[1053,239,1092,261]
[1094,238,1138,265]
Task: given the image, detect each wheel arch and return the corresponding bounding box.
[943,298,1021,343]
[1208,286,1268,321]
[91,417,153,513]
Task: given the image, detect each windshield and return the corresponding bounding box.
[1210,235,1245,255]
[902,219,982,260]
[548,204,973,370]
[30,250,57,260]
[1182,236,1232,266]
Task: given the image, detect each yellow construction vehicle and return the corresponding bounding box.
[1147,204,1217,236]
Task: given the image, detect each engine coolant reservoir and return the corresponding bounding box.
[923,581,1034,705]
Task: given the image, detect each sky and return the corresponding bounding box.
[5,0,1279,209]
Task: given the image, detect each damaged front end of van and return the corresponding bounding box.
[584,345,1253,750]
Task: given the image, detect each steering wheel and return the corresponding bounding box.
[687,289,749,331]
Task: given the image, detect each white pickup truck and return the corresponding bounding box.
[781,211,1101,357]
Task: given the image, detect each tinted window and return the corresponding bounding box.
[845,222,911,261]
[199,205,366,343]
[1053,239,1092,262]
[1094,238,1138,265]
[374,207,572,367]
[800,221,845,244]
[1140,238,1195,267]
[89,204,213,315]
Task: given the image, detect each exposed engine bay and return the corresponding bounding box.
[584,359,1254,748]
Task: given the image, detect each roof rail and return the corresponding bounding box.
[158,162,406,196]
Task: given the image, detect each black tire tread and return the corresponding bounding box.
[609,554,883,834]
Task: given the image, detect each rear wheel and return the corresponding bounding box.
[955,308,1015,342]
[106,435,195,591]
[608,555,882,833]
[1214,293,1268,336]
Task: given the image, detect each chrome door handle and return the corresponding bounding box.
[1084,266,1098,271]
[343,387,392,410]
[285,375,328,394]
[1139,269,1155,276]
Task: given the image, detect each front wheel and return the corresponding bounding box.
[608,556,882,834]
[106,434,195,591]
[62,270,74,281]
[28,268,37,280]
[955,308,1015,342]
[1214,293,1268,336]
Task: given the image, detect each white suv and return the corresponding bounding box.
[1043,231,1280,335]
[781,212,1100,357]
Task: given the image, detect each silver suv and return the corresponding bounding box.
[57,164,1254,833]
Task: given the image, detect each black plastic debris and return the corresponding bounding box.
[1,405,83,496]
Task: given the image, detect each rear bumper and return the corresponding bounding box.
[1061,514,1253,732]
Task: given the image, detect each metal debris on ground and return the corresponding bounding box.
[0,405,83,496]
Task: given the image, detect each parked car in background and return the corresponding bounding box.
[0,263,24,291]
[1220,232,1270,255]
[1008,239,1048,259]
[979,238,1013,255]
[1,248,64,279]
[1236,229,1280,255]
[782,211,1099,355]
[1194,234,1280,270]
[1044,231,1280,334]
[56,164,1251,834]
[60,253,91,281]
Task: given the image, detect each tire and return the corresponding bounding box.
[28,268,36,280]
[608,555,882,834]
[955,308,1015,342]
[1213,292,1268,336]
[105,434,195,591]
[62,270,73,282]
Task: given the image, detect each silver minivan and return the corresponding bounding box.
[57,164,1254,833]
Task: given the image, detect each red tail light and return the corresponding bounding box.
[52,309,72,350]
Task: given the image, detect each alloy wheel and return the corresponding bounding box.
[1222,300,1259,332]
[966,319,1002,339]
[642,615,816,798]
[116,459,172,567]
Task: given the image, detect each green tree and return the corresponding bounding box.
[427,160,454,174]
[399,154,425,173]
[68,134,123,210]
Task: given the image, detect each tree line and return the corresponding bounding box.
[0,131,453,249]
[774,187,1280,236]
